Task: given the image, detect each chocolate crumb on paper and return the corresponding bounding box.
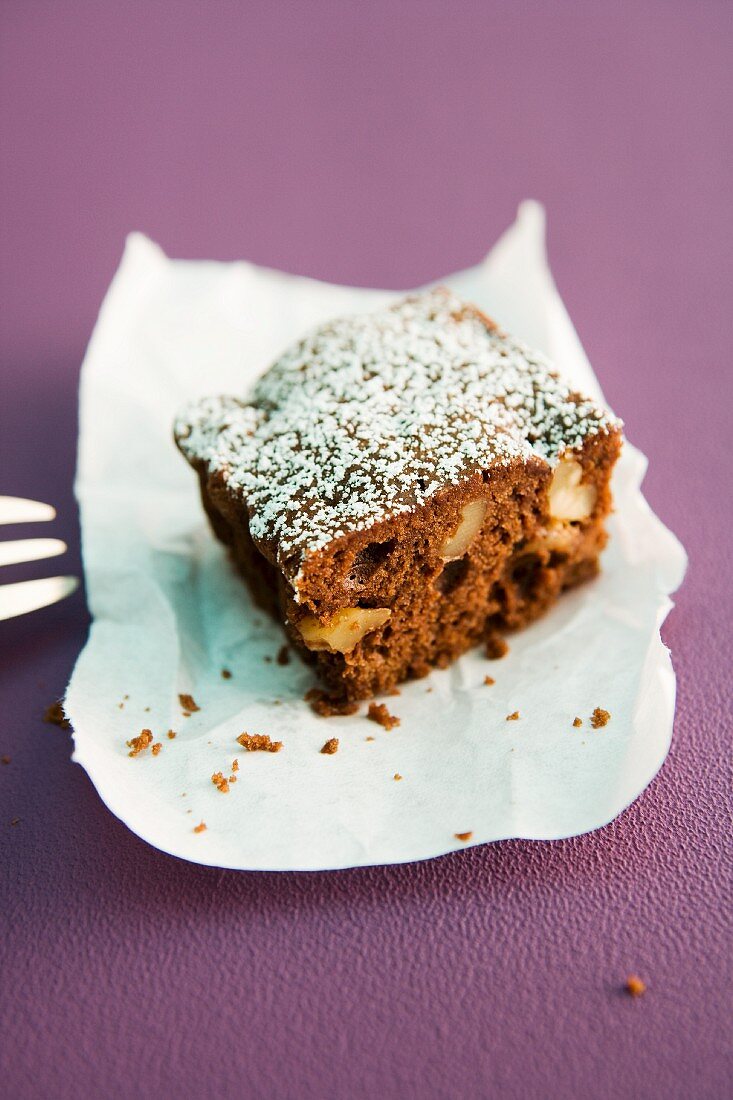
[305,688,359,717]
[236,732,283,753]
[393,773,403,782]
[126,729,153,757]
[276,645,290,666]
[573,717,583,728]
[167,729,177,740]
[506,711,520,721]
[193,821,207,834]
[455,831,473,842]
[211,772,230,793]
[178,693,200,713]
[483,676,495,686]
[590,707,611,729]
[320,738,339,755]
[485,635,509,660]
[625,975,647,997]
[231,759,239,772]
[151,742,162,756]
[367,702,400,730]
[44,700,71,729]
[221,669,232,680]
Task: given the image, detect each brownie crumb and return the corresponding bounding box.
[221,669,232,680]
[143,707,151,713]
[320,738,339,755]
[44,700,70,729]
[167,729,177,740]
[573,717,583,728]
[506,711,520,721]
[127,729,153,757]
[211,771,230,793]
[305,688,359,717]
[455,831,473,842]
[236,732,283,753]
[625,975,647,997]
[485,635,509,660]
[10,817,20,827]
[178,693,200,713]
[365,736,375,742]
[264,655,273,663]
[367,702,400,730]
[1,756,10,766]
[393,773,403,781]
[591,707,611,729]
[231,758,239,772]
[484,676,495,686]
[228,775,237,784]
[118,703,124,710]
[276,645,291,666]
[193,821,207,834]
[151,742,162,756]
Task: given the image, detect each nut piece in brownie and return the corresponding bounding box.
[175,288,622,703]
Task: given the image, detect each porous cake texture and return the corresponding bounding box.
[175,288,622,703]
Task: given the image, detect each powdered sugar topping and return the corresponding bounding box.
[175,288,618,587]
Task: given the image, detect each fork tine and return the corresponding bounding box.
[0,538,68,567]
[0,496,57,525]
[0,576,78,620]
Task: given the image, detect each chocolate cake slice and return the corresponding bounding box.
[175,288,622,704]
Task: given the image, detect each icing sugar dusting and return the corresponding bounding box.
[175,288,619,587]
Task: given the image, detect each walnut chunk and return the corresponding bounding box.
[299,607,391,654]
[438,498,487,560]
[591,707,611,728]
[548,458,596,521]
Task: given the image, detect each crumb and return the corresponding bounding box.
[1,756,10,765]
[123,694,129,700]
[178,693,200,713]
[393,773,403,781]
[151,742,162,756]
[305,688,359,717]
[276,644,290,666]
[228,775,237,784]
[118,703,124,710]
[455,831,473,842]
[367,702,400,730]
[264,655,273,663]
[143,707,150,713]
[485,634,509,660]
[211,771,230,793]
[426,687,433,693]
[388,687,401,697]
[484,676,495,686]
[320,738,339,755]
[365,736,375,742]
[193,821,207,834]
[44,700,70,729]
[625,975,647,997]
[167,729,177,740]
[591,707,611,729]
[221,669,232,680]
[506,711,520,721]
[10,817,20,826]
[126,728,153,757]
[236,732,283,753]
[231,759,239,772]
[182,712,191,718]
[573,717,583,728]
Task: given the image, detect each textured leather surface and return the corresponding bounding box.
[1,4,731,1098]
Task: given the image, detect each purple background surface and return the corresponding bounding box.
[1,3,731,1098]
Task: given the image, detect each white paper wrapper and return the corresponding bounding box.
[67,202,686,870]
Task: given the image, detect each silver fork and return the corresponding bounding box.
[0,496,78,619]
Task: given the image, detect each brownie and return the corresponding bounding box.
[175,288,622,703]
